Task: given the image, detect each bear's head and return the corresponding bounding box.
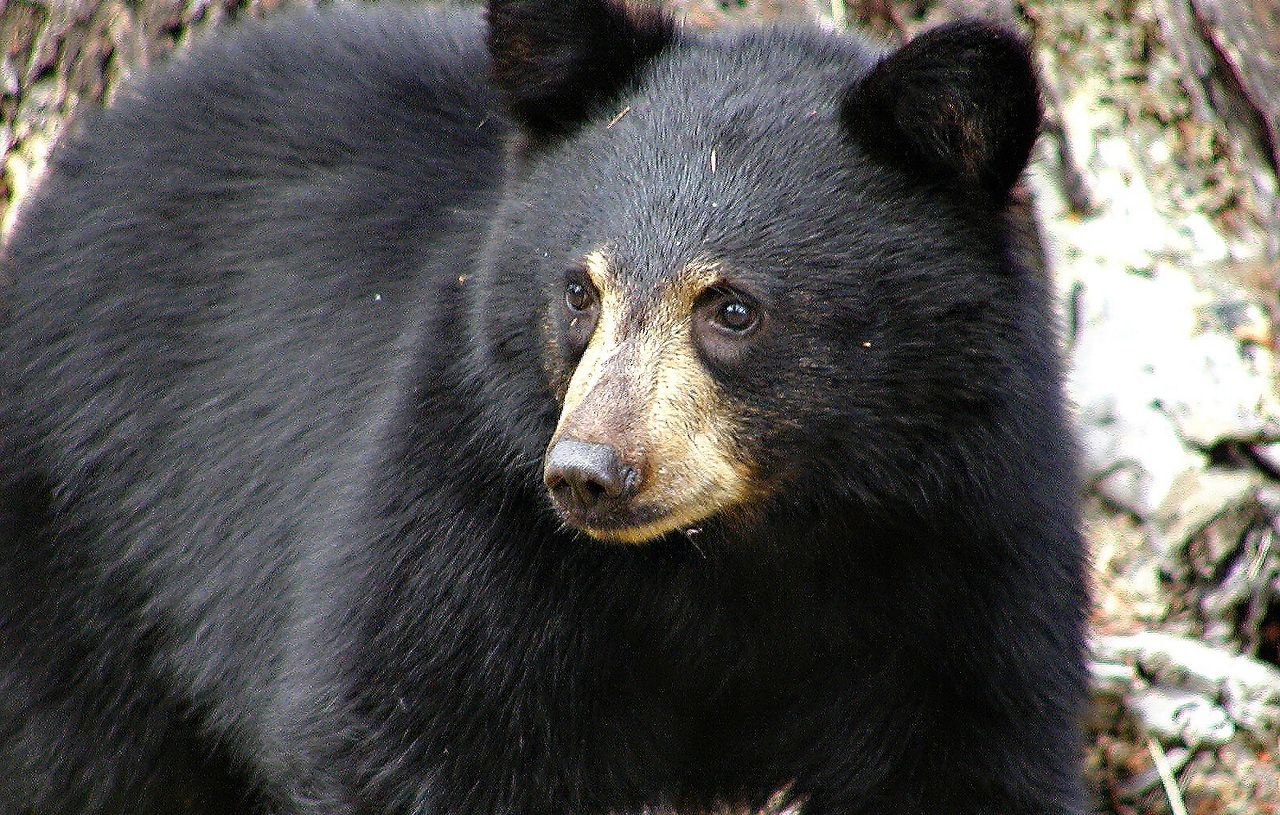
[473,0,1044,544]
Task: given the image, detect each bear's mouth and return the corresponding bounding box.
[549,489,731,545]
[552,498,674,543]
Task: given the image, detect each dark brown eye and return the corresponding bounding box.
[693,284,764,368]
[707,291,760,335]
[714,300,757,332]
[565,279,597,313]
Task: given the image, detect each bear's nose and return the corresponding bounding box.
[544,438,636,513]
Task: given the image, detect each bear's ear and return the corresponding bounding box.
[487,0,675,140]
[842,21,1041,202]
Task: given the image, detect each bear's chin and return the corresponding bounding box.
[565,507,714,546]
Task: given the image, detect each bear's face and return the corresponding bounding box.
[511,37,890,543]
[544,250,758,543]
[480,3,1041,544]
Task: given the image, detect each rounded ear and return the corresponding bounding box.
[487,0,674,141]
[842,21,1042,202]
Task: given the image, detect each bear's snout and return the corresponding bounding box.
[544,437,640,520]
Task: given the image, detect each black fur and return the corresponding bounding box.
[0,3,1087,814]
[843,20,1042,199]
[488,0,674,140]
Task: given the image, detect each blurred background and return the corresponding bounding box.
[1,0,1278,812]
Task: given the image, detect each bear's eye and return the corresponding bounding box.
[715,300,757,333]
[565,279,597,314]
[704,289,760,335]
[561,269,601,359]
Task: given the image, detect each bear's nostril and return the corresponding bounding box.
[576,479,607,506]
[544,438,633,514]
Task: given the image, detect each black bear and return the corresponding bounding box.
[0,0,1088,812]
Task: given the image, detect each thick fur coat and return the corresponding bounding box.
[0,1,1087,813]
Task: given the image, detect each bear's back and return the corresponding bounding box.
[5,2,506,360]
[2,2,507,507]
